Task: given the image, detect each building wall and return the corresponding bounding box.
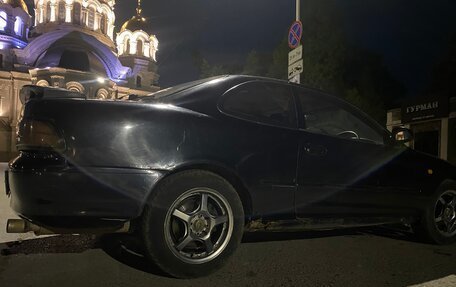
[0,70,31,161]
[0,1,160,162]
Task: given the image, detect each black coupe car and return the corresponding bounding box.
[5,75,456,278]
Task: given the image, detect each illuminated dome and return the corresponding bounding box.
[116,0,158,61]
[120,1,149,32]
[121,15,149,32]
[2,0,28,14]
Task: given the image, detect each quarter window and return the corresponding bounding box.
[297,89,384,144]
[221,81,297,128]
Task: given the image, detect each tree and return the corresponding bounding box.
[342,48,405,122]
[192,50,242,78]
[297,1,348,93]
[298,1,404,123]
[243,50,271,76]
[427,33,456,98]
[267,38,289,80]
[191,1,405,124]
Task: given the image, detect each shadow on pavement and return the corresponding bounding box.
[0,225,425,278]
[242,228,363,243]
[98,233,171,278]
[361,225,423,243]
[242,224,420,244]
[0,233,171,277]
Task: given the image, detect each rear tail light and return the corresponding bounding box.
[17,120,65,151]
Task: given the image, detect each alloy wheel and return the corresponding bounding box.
[164,187,234,264]
[434,190,456,237]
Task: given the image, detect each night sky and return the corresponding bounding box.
[26,1,456,97]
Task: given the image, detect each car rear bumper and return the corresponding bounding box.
[7,164,165,229]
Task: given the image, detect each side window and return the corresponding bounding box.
[221,81,297,128]
[297,90,384,144]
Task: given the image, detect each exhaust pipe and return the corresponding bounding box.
[6,219,54,235]
[6,219,131,236]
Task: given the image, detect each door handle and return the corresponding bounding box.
[304,143,328,157]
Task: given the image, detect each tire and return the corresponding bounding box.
[412,181,456,245]
[141,170,244,278]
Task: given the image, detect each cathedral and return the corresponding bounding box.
[0,0,160,161]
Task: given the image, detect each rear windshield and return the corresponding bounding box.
[141,76,226,102]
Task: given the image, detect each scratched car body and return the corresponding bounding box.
[6,75,456,278]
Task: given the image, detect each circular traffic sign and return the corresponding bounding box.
[288,20,303,49]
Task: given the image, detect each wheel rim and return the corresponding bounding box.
[434,190,456,237]
[164,187,234,264]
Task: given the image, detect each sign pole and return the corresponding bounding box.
[288,0,302,84]
[296,0,300,83]
[296,0,300,21]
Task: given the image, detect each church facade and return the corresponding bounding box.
[0,0,159,161]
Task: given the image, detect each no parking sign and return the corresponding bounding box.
[288,20,302,49]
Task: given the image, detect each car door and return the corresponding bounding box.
[218,80,300,219]
[293,87,420,218]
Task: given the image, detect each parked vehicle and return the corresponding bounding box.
[5,75,456,278]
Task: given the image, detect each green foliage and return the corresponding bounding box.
[267,38,289,80]
[243,50,272,76]
[341,48,405,123]
[192,50,242,78]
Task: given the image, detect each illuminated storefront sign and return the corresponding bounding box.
[401,96,449,123]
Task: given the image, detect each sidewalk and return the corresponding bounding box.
[0,163,42,243]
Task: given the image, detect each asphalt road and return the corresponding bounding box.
[0,227,456,287]
[0,163,455,286]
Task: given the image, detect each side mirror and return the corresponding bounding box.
[392,126,413,144]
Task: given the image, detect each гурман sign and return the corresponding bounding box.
[401,96,449,123]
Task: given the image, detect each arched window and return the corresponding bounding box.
[125,38,130,54]
[46,2,52,22]
[58,1,66,22]
[136,76,142,88]
[136,40,143,56]
[88,7,95,29]
[0,11,7,31]
[14,17,22,36]
[100,14,107,34]
[73,2,81,25]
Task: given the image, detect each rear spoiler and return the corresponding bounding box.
[19,85,86,104]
